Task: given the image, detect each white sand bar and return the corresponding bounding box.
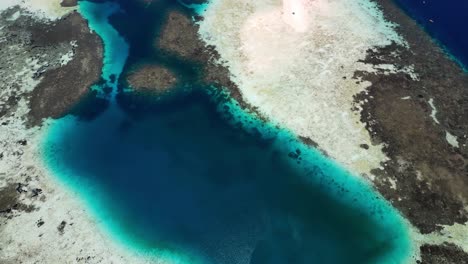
[0,5,152,263]
[0,0,75,20]
[198,0,405,177]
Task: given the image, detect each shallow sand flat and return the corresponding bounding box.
[198,0,468,261]
[0,0,75,20]
[0,123,154,264]
[0,0,466,262]
[0,7,153,263]
[0,87,153,264]
[198,0,404,178]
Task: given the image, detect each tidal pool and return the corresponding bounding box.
[42,1,412,263]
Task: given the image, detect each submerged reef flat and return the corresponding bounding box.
[0,0,466,263]
[157,10,250,110]
[2,1,411,263]
[356,0,468,260]
[0,3,152,263]
[47,2,410,263]
[27,12,104,125]
[126,65,177,93]
[60,0,77,8]
[198,0,400,177]
[198,0,468,262]
[0,4,103,125]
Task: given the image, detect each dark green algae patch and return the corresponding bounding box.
[40,1,413,263]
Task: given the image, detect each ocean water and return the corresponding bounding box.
[41,1,412,263]
[394,0,468,70]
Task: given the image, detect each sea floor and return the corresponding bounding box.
[1,0,467,263]
[40,1,412,264]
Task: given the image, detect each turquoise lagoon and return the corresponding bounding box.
[41,1,412,263]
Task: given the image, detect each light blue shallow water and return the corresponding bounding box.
[41,1,413,263]
[79,1,129,97]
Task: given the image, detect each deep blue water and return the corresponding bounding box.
[41,1,412,263]
[394,0,468,70]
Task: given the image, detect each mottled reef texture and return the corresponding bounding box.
[0,8,102,126]
[156,6,468,262]
[126,65,177,94]
[1,1,466,262]
[157,10,256,112]
[0,6,102,210]
[0,183,36,216]
[355,0,468,262]
[0,7,128,263]
[155,1,468,263]
[60,0,78,7]
[420,243,468,264]
[27,13,103,125]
